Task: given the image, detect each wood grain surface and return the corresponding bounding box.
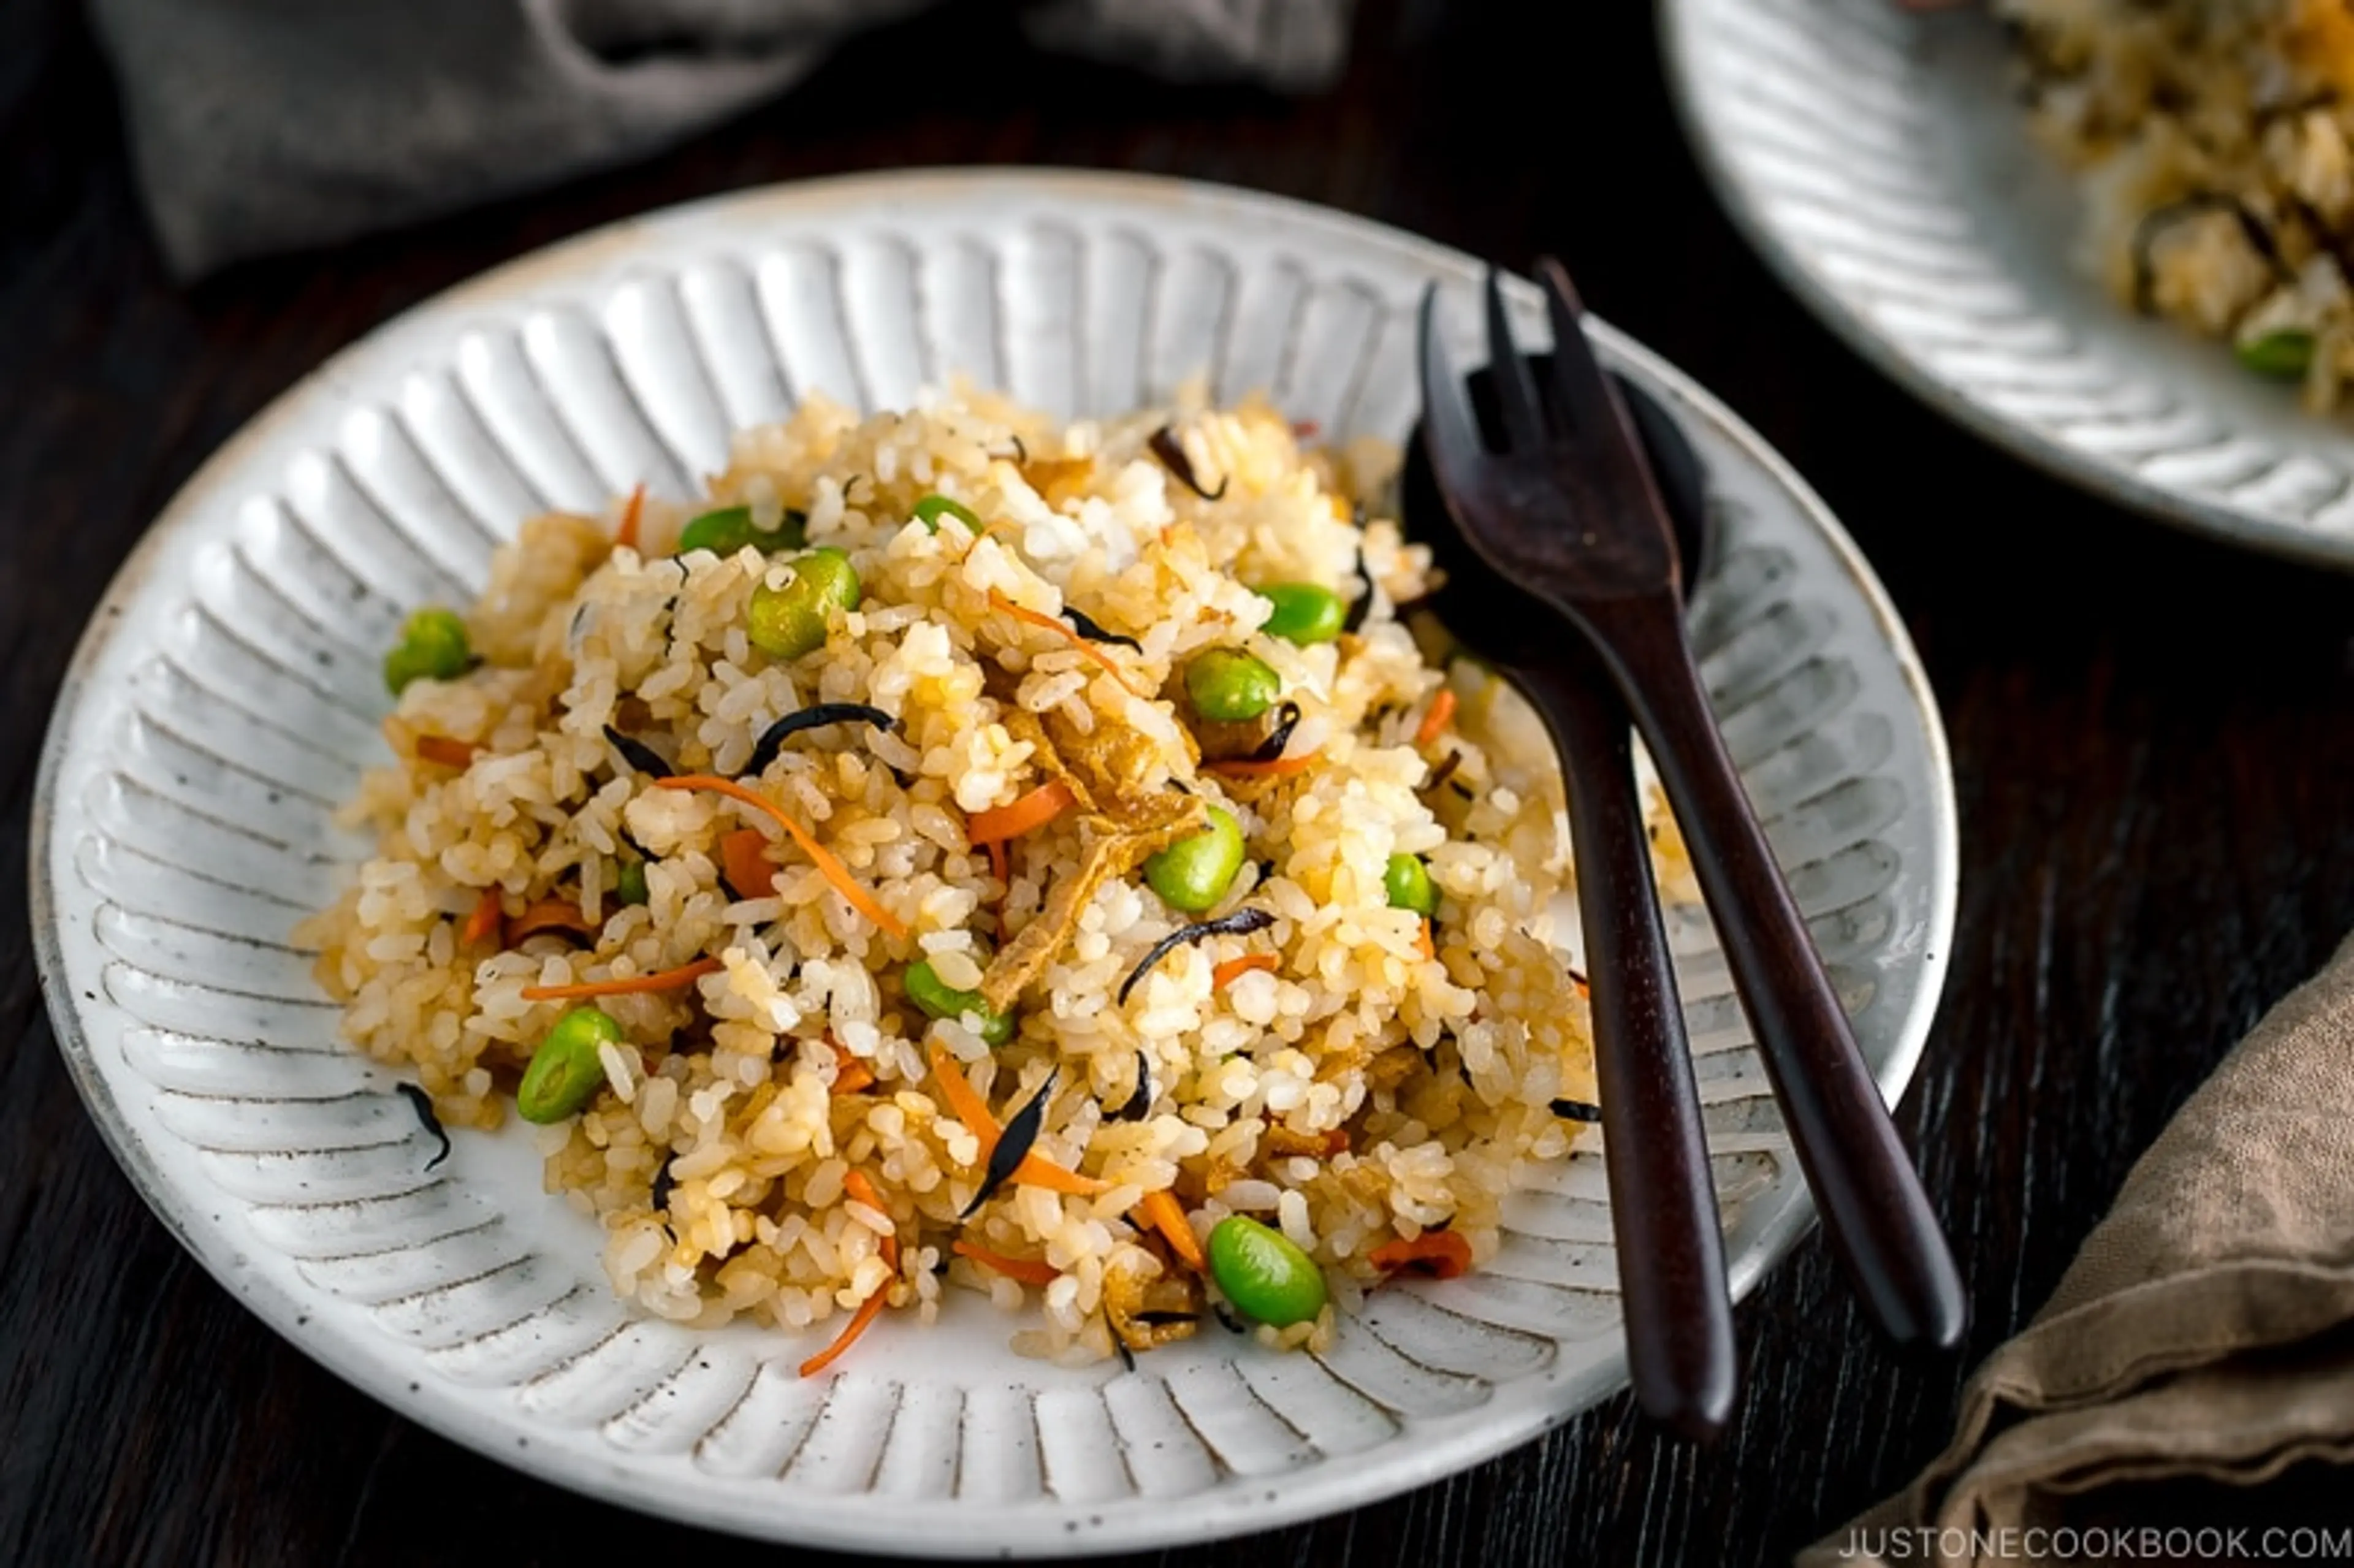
[6,1,2353,1562]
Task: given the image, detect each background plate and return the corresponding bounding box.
[1661,0,2354,571]
[32,169,1956,1556]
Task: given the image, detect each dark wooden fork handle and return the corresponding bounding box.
[1579,593,1968,1352]
[1516,654,1738,1439]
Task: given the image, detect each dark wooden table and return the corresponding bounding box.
[8,2,2354,1563]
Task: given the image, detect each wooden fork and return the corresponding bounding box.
[1416,259,1967,1352]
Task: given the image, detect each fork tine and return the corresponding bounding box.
[1417,284,1487,497]
[1534,256,1634,441]
[1482,268,1545,452]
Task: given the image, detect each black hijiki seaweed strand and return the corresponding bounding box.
[650,1161,677,1240]
[1244,701,1304,765]
[603,724,674,779]
[1339,538,1374,636]
[395,1083,451,1170]
[960,1067,1059,1219]
[1111,1049,1154,1121]
[1117,908,1277,1005]
[1062,606,1143,652]
[1148,424,1229,501]
[743,702,898,778]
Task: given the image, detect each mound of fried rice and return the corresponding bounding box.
[299,386,1686,1368]
[2005,0,2354,409]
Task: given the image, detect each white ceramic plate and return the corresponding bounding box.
[1662,0,2354,571]
[31,169,1956,1556]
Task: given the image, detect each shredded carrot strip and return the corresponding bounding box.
[924,1042,1112,1197]
[927,1041,1000,1138]
[798,1287,889,1378]
[1211,953,1279,990]
[802,1170,901,1376]
[1415,688,1458,748]
[462,888,503,946]
[987,589,1146,698]
[718,826,773,900]
[1137,1189,1205,1272]
[952,1239,1059,1285]
[967,779,1076,845]
[1369,1229,1473,1281]
[831,1040,875,1097]
[986,835,1012,934]
[614,482,646,553]
[655,775,907,938]
[843,1169,899,1265]
[1415,920,1436,961]
[520,955,722,1002]
[1010,1156,1111,1198]
[413,734,479,769]
[506,899,595,945]
[1204,750,1321,780]
[842,1167,885,1217]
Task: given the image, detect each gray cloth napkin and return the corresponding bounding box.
[1802,928,2354,1567]
[85,0,1355,279]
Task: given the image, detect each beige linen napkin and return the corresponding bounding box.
[1804,931,2354,1567]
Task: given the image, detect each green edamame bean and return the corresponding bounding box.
[1144,807,1245,914]
[904,958,1015,1046]
[1254,582,1346,645]
[1207,1214,1328,1327]
[382,607,471,695]
[613,859,649,907]
[677,504,806,557]
[517,1006,623,1124]
[1383,853,1438,918]
[1184,649,1281,722]
[2237,329,2315,380]
[911,493,982,533]
[747,547,861,661]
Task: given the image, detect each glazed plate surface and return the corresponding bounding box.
[32,169,1957,1554]
[1663,0,2354,569]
